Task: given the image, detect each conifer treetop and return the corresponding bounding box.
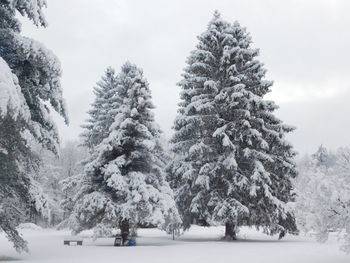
[5,0,48,27]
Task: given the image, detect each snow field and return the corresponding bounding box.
[0,226,348,263]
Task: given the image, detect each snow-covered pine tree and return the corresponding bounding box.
[0,0,67,251]
[296,146,350,253]
[169,11,297,239]
[81,67,120,149]
[58,141,88,221]
[30,146,65,226]
[69,62,180,239]
[311,145,335,168]
[0,57,32,252]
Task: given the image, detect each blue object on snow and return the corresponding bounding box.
[128,239,136,246]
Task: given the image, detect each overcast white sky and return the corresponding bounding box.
[20,0,350,154]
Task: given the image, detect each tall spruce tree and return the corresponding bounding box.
[69,62,180,239]
[0,0,67,251]
[169,11,297,239]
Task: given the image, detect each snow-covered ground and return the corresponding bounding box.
[0,225,348,263]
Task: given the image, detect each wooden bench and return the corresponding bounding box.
[64,239,83,246]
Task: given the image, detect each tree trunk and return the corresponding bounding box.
[278,230,285,240]
[225,222,237,240]
[119,219,130,245]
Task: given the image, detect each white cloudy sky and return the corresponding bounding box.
[20,0,350,154]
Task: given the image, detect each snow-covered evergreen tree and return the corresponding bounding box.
[169,11,297,239]
[81,67,120,149]
[15,140,88,229]
[69,62,180,239]
[296,146,350,253]
[30,146,64,226]
[0,0,67,251]
[0,57,32,252]
[311,145,335,168]
[58,141,88,221]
